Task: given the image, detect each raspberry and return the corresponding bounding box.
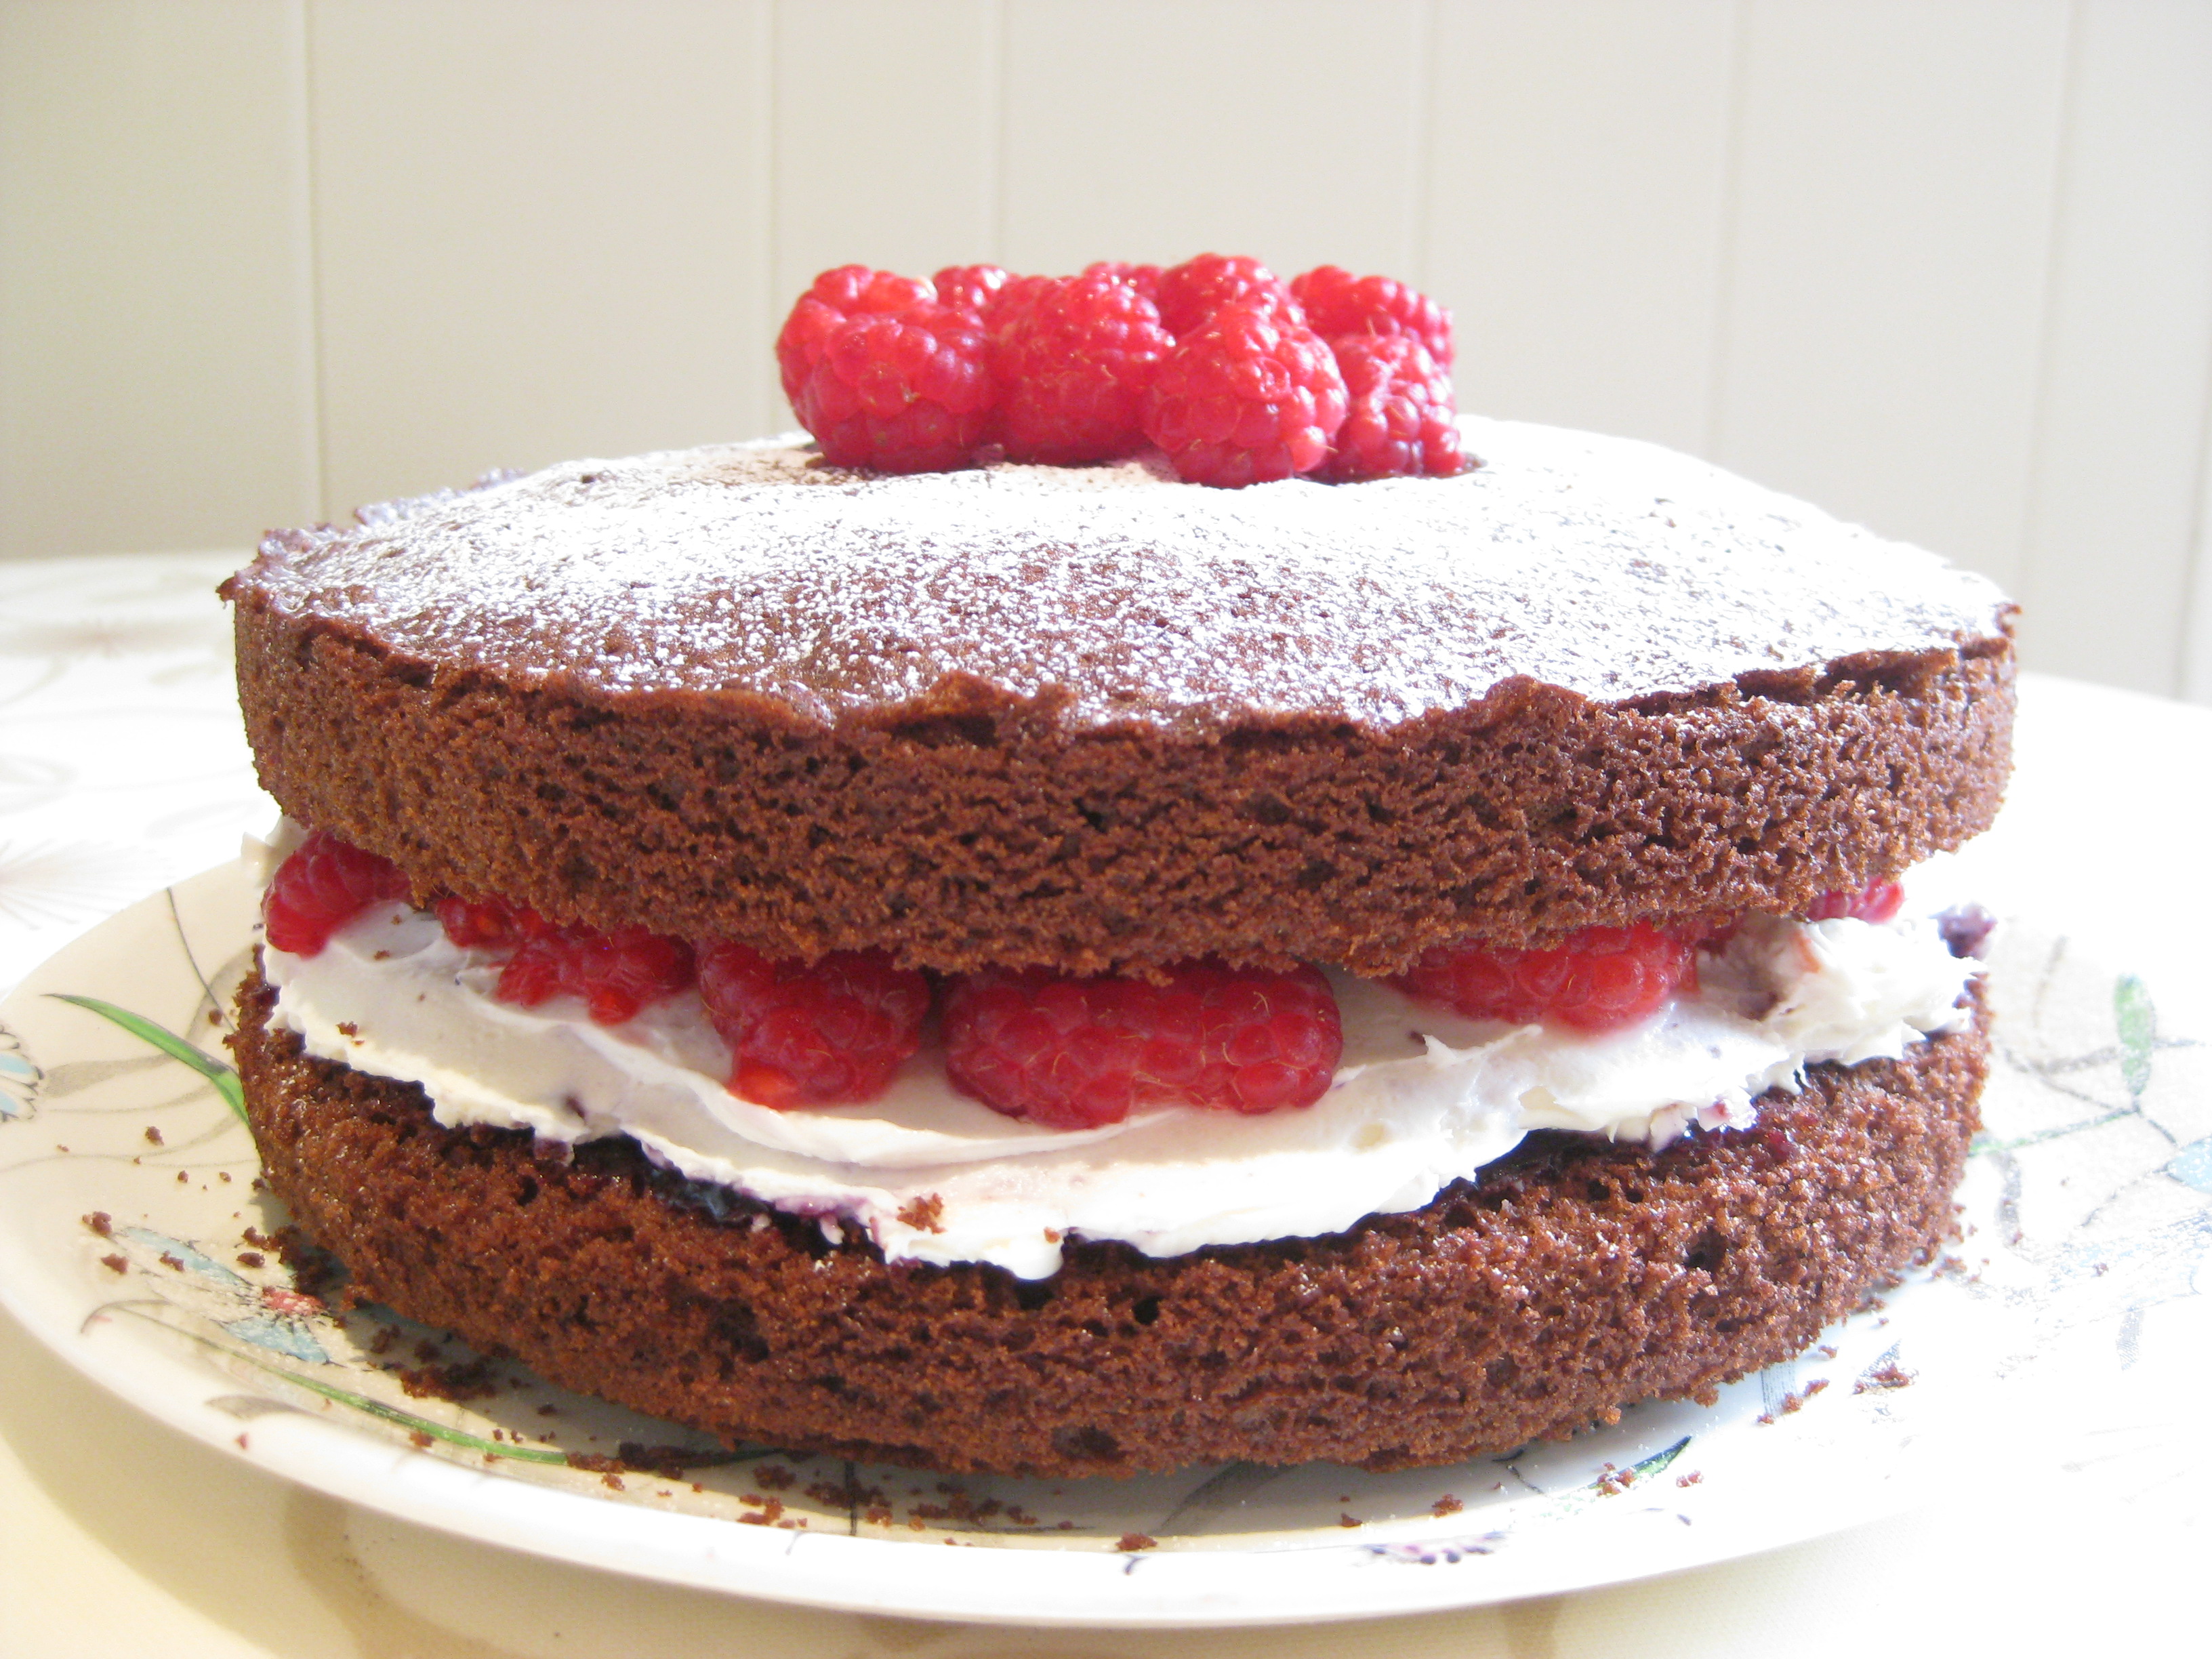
[932,264,1008,316]
[1140,302,1348,487]
[697,943,930,1108]
[496,924,696,1027]
[1153,253,1303,338]
[993,272,1177,464]
[1391,923,1698,1033]
[1806,880,1906,924]
[775,265,935,406]
[941,960,1342,1129]
[1083,260,1163,304]
[435,894,548,950]
[982,273,1057,346]
[793,303,996,473]
[1315,335,1465,482]
[262,831,411,956]
[1289,265,1454,366]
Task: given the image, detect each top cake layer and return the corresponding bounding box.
[230,418,2010,736]
[226,419,2016,974]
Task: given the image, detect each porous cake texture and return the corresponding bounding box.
[223,415,2015,1475]
[237,972,1986,1477]
[225,420,2014,976]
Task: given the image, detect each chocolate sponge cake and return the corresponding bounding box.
[227,421,2011,975]
[222,415,2014,1477]
[232,975,1985,1475]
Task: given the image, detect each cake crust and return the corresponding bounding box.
[234,968,1986,1478]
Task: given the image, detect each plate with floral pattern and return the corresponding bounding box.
[0,859,2205,1627]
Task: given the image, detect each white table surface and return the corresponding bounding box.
[0,551,2203,1656]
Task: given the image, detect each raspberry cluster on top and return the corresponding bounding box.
[773,253,1466,487]
[262,828,1921,1136]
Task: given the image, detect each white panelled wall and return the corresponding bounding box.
[4,0,2211,701]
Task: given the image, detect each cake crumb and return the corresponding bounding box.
[1117,1532,1156,1553]
[1431,1494,1463,1517]
[176,1170,189,1183]
[1338,1513,1362,1528]
[1676,1471,1704,1488]
[895,1193,945,1233]
[407,1431,433,1450]
[83,1211,112,1237]
[601,1473,626,1490]
[396,1357,501,1403]
[755,1462,794,1490]
[100,1253,127,1274]
[237,1251,265,1269]
[143,1126,163,1146]
[158,1252,184,1273]
[1854,1362,1915,1395]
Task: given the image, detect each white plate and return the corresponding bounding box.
[0,859,2205,1628]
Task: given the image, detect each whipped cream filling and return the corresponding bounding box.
[263,878,1978,1279]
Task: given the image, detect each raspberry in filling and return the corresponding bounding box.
[495,926,697,1028]
[1391,922,1700,1034]
[260,830,411,956]
[697,943,930,1109]
[1807,878,1906,924]
[941,960,1343,1130]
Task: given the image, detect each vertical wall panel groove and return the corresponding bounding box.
[0,0,319,555]
[307,0,774,515]
[1712,0,2071,596]
[1429,0,1739,456]
[294,0,328,527]
[999,0,1424,278]
[1702,0,1755,459]
[2016,0,2212,698]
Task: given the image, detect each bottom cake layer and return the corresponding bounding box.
[232,968,1986,1477]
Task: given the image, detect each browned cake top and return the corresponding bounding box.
[228,418,2012,735]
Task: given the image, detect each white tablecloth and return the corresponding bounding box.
[0,552,2202,1655]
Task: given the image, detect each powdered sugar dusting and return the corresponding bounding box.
[230,417,2012,732]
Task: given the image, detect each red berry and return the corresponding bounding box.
[1082,260,1163,304]
[1315,335,1465,482]
[932,264,1009,316]
[775,265,935,407]
[941,960,1343,1129]
[1140,302,1349,487]
[435,895,548,950]
[495,924,696,1027]
[993,272,1177,464]
[697,943,930,1108]
[982,273,1056,346]
[1806,880,1906,924]
[793,303,996,473]
[1289,265,1454,366]
[1153,253,1302,338]
[262,831,411,956]
[1391,923,1698,1033]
